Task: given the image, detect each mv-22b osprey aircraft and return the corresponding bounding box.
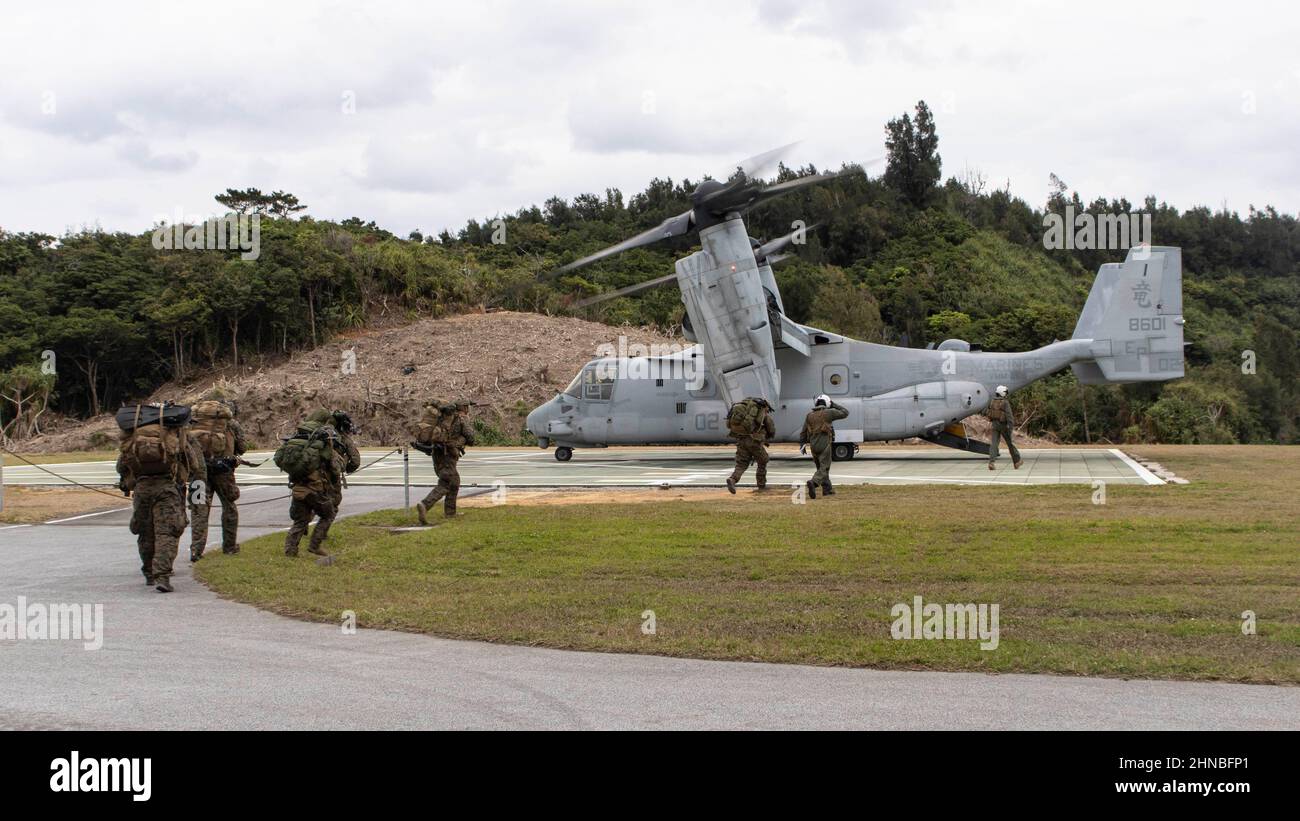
[526,155,1186,462]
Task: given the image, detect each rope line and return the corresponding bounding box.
[0,446,129,500]
[233,447,402,508]
[1,444,404,509]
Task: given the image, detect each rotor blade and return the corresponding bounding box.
[759,170,843,196]
[698,168,849,216]
[734,142,801,181]
[552,210,692,274]
[571,272,678,308]
[755,222,820,261]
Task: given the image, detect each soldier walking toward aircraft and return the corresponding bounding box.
[985,385,1023,470]
[799,394,848,499]
[116,402,207,593]
[725,397,775,493]
[274,409,360,558]
[416,399,476,523]
[188,393,250,561]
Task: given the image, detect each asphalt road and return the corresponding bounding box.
[2,484,1295,731]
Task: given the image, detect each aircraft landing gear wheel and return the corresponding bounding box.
[554,446,573,462]
[832,443,855,461]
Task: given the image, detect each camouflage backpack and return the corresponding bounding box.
[414,400,457,445]
[726,398,767,438]
[191,400,234,460]
[121,423,185,478]
[273,420,337,484]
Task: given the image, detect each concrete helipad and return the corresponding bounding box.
[2,445,1164,490]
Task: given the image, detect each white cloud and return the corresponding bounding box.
[0,0,1296,240]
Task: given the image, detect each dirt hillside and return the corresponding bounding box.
[24,311,681,451]
[20,310,1058,452]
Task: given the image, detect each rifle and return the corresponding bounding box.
[208,456,266,475]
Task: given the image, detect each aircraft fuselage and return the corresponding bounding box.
[526,335,1093,451]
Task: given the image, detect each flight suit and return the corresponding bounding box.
[420,413,475,518]
[284,425,360,557]
[190,418,249,558]
[799,401,849,496]
[728,407,776,490]
[985,397,1022,469]
[117,433,205,590]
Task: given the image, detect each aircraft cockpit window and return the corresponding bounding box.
[581,367,615,401]
[562,371,583,398]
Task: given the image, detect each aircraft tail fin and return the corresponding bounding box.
[1070,246,1185,384]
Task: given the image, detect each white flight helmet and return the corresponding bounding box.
[994,385,1009,399]
[814,394,830,408]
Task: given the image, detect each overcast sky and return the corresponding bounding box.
[1,0,1297,237]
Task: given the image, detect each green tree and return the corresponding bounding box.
[49,307,140,416]
[809,266,885,341]
[0,363,55,441]
[884,100,942,208]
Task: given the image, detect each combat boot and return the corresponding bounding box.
[222,545,240,555]
[806,480,817,500]
[725,477,737,494]
[1013,459,1023,470]
[822,481,835,496]
[415,502,429,525]
[143,573,155,585]
[307,542,330,558]
[190,546,203,563]
[155,576,174,593]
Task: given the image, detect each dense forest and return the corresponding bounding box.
[2,102,1297,446]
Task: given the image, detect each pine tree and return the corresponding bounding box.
[884,100,942,208]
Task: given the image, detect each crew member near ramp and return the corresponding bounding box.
[275,409,361,558]
[116,403,207,593]
[799,394,848,499]
[725,397,775,493]
[415,399,476,523]
[985,385,1023,470]
[188,395,251,561]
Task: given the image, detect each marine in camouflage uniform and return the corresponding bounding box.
[799,397,848,499]
[189,410,250,561]
[284,409,361,558]
[116,424,206,593]
[417,399,476,523]
[985,388,1022,470]
[725,399,776,493]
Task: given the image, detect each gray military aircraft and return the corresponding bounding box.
[526,160,1185,462]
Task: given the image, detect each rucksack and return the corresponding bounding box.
[191,400,234,460]
[273,433,334,484]
[414,401,457,445]
[121,423,185,478]
[726,398,766,437]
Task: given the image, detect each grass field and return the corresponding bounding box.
[4,450,119,465]
[196,445,1300,683]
